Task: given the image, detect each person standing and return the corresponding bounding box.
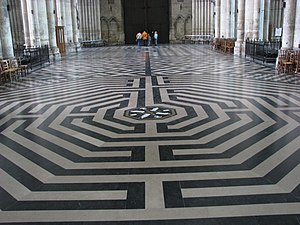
[136,32,142,48]
[142,31,148,46]
[154,31,158,46]
[147,33,152,46]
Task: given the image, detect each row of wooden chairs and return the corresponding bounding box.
[212,38,236,53]
[0,58,29,83]
[277,50,300,74]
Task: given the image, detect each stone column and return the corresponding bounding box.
[77,0,82,39]
[0,0,14,58]
[244,0,254,40]
[214,0,220,38]
[90,0,95,40]
[38,0,49,46]
[32,0,41,47]
[55,0,63,26]
[65,0,74,52]
[210,0,214,35]
[252,0,260,40]
[195,0,199,34]
[46,0,60,61]
[220,0,227,37]
[234,0,245,56]
[293,0,300,49]
[197,0,199,34]
[95,0,101,40]
[201,0,204,34]
[60,0,68,44]
[0,39,3,59]
[281,0,296,49]
[71,0,80,50]
[263,0,270,41]
[193,0,196,34]
[225,0,231,38]
[9,0,24,46]
[229,0,236,38]
[87,0,92,40]
[204,0,207,35]
[21,0,31,47]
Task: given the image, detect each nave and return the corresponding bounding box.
[1,45,300,224]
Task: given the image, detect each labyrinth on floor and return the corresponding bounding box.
[0,45,300,224]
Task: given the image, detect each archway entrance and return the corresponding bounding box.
[123,0,169,44]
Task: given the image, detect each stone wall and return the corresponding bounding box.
[169,0,192,43]
[98,0,192,45]
[100,0,124,45]
[78,0,192,45]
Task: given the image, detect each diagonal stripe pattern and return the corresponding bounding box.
[0,45,300,224]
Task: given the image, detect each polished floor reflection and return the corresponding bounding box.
[0,45,300,224]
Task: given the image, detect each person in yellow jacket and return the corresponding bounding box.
[142,31,148,46]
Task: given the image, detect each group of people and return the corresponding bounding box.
[136,31,158,47]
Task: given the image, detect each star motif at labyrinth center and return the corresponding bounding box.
[124,106,177,120]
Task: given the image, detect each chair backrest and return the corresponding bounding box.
[10,59,18,68]
[294,51,300,62]
[1,60,10,70]
[278,50,287,59]
[287,50,297,62]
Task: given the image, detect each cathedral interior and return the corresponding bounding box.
[0,0,300,224]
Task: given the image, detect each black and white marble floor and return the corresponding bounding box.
[1,44,300,224]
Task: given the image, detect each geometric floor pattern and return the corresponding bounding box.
[0,44,300,224]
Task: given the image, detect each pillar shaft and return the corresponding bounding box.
[244,0,254,40]
[282,0,296,49]
[253,0,260,40]
[234,0,245,55]
[225,0,231,38]
[9,0,25,46]
[293,0,300,49]
[38,0,49,46]
[263,0,270,41]
[65,0,74,52]
[0,39,2,58]
[32,0,41,46]
[71,0,79,44]
[220,0,226,37]
[0,0,14,58]
[46,0,60,60]
[21,0,31,47]
[215,0,220,38]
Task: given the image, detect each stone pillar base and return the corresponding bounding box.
[74,42,81,52]
[49,47,61,62]
[234,41,244,56]
[65,42,82,53]
[66,43,75,53]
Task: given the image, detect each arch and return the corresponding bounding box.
[174,15,185,40]
[100,17,109,43]
[185,15,192,36]
[108,17,120,44]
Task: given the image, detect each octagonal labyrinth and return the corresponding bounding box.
[0,45,300,225]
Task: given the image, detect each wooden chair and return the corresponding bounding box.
[0,63,8,83]
[220,39,226,52]
[277,50,287,73]
[284,51,295,73]
[294,51,300,74]
[1,60,18,81]
[225,39,235,53]
[277,50,294,74]
[212,38,221,50]
[17,57,29,77]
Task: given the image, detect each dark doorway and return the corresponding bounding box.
[123,0,169,44]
